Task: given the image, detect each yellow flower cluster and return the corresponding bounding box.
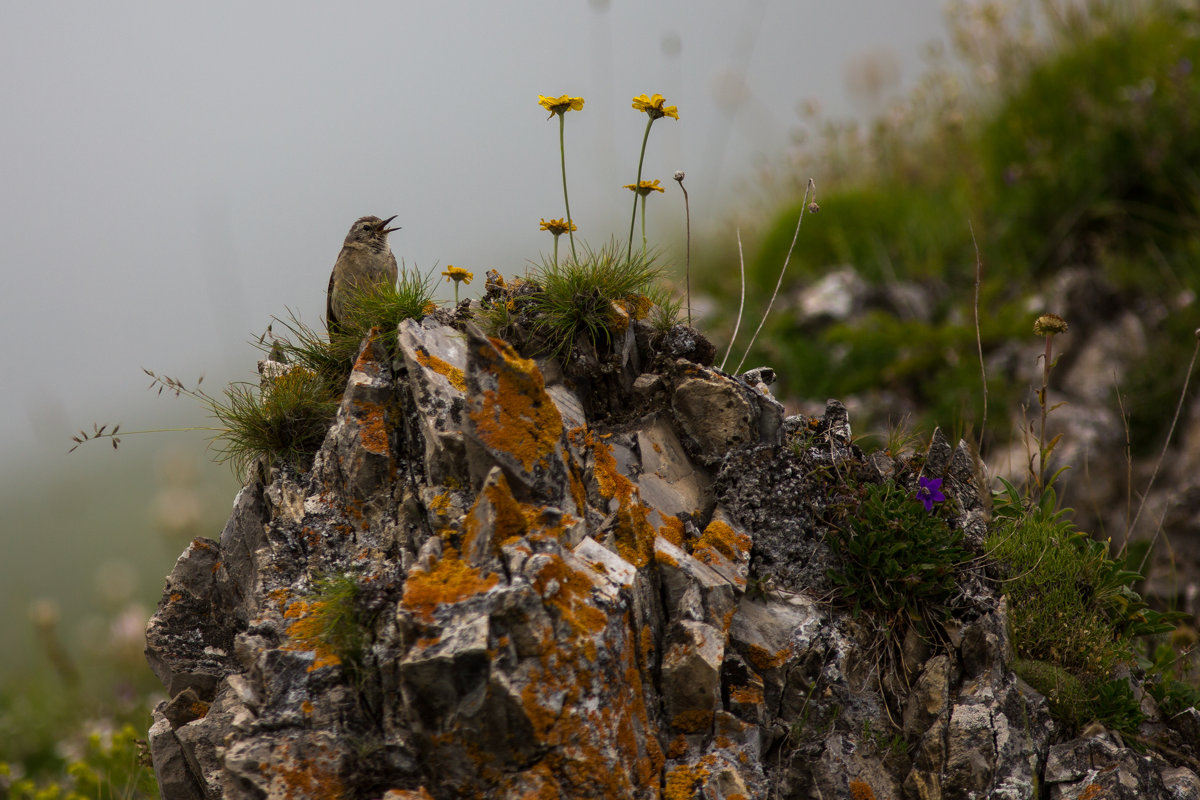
[631,93,679,120]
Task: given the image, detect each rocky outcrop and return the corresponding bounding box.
[145,315,1199,799]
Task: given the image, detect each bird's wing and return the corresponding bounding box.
[326,268,340,335]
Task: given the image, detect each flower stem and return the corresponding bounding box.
[678,176,692,326]
[1037,333,1052,500]
[558,113,577,264]
[627,118,654,264]
[552,234,560,269]
[640,194,647,253]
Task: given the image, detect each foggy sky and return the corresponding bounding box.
[0,0,945,474]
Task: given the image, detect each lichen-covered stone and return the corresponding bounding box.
[144,321,1188,800]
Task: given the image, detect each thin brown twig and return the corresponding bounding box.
[674,171,692,326]
[1133,332,1200,573]
[734,178,815,374]
[969,220,988,453]
[720,228,747,372]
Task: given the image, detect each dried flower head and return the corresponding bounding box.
[674,170,686,181]
[1033,313,1069,336]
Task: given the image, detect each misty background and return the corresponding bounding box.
[0,1,946,669]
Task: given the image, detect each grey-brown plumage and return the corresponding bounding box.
[326,215,400,335]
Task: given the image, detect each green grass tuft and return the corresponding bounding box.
[212,368,340,475]
[528,239,666,357]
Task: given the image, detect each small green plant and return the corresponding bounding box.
[528,239,665,358]
[305,573,368,669]
[645,283,683,334]
[1146,639,1200,717]
[827,476,968,636]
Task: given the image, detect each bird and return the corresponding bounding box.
[326,215,401,335]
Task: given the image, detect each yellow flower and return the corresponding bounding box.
[631,93,679,120]
[538,94,585,119]
[442,265,474,285]
[623,179,666,196]
[539,217,578,235]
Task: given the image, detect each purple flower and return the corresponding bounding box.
[916,476,945,513]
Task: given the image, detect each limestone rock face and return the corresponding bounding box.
[145,320,1198,799]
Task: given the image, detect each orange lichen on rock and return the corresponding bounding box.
[849,778,877,800]
[745,644,790,671]
[658,515,685,548]
[667,735,689,758]
[529,554,607,637]
[468,337,564,474]
[582,429,628,504]
[575,430,657,566]
[351,398,390,455]
[612,497,657,568]
[730,684,764,705]
[664,763,711,800]
[499,573,662,798]
[672,709,714,733]
[694,518,751,563]
[412,345,466,392]
[401,548,498,622]
[428,491,452,515]
[282,599,343,671]
[639,624,656,668]
[259,736,344,800]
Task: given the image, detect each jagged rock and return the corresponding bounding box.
[145,537,239,698]
[670,361,784,456]
[1045,733,1174,799]
[397,317,469,485]
[144,315,1190,800]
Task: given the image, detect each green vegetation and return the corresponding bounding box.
[983,315,1190,738]
[989,478,1184,736]
[726,0,1200,445]
[0,605,161,800]
[827,477,969,638]
[527,240,665,358]
[304,573,369,670]
[1,723,156,800]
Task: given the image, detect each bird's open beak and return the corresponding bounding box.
[379,215,401,234]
